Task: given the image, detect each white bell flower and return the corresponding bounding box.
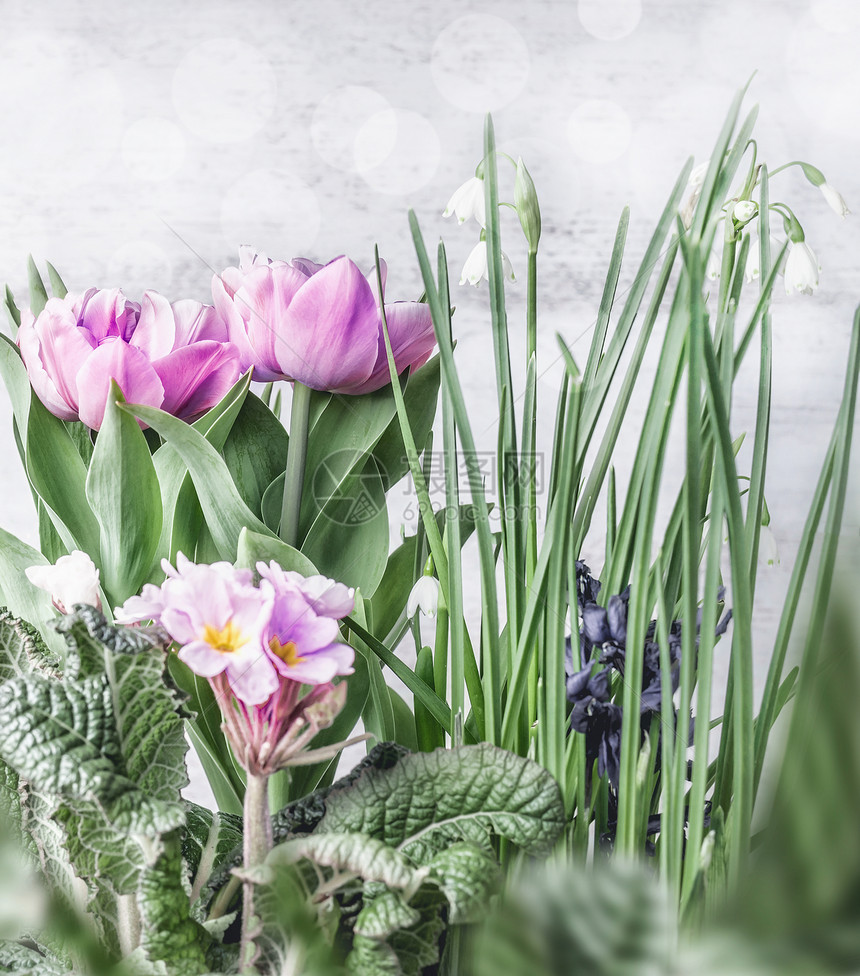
[819,182,850,218]
[459,240,516,287]
[407,576,441,619]
[784,241,820,296]
[26,551,101,614]
[443,176,486,228]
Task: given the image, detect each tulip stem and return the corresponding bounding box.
[280,381,312,547]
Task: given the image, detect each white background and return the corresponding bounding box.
[1,0,858,803]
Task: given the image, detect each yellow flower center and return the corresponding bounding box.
[269,636,305,667]
[202,620,249,654]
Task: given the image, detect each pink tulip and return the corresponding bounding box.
[212,247,436,394]
[17,288,241,430]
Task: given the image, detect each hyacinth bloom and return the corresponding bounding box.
[212,247,436,395]
[18,288,240,430]
[25,550,101,614]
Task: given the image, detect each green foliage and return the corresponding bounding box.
[0,607,222,973]
[245,744,564,975]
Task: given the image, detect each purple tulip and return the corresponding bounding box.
[212,247,436,394]
[17,287,241,430]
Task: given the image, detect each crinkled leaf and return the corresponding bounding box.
[136,832,210,976]
[348,888,445,976]
[248,833,423,892]
[57,604,168,679]
[0,609,60,683]
[320,743,565,863]
[354,887,420,939]
[469,859,673,976]
[0,941,68,975]
[181,803,243,905]
[204,744,410,905]
[425,842,500,924]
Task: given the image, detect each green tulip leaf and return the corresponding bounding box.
[86,381,162,605]
[122,399,276,562]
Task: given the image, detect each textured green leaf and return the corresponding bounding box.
[251,833,422,891]
[425,842,500,924]
[181,803,243,905]
[354,886,420,939]
[0,608,60,683]
[136,832,210,976]
[0,941,68,975]
[348,887,445,976]
[85,382,162,605]
[469,859,673,976]
[0,610,186,835]
[57,605,167,679]
[319,744,565,863]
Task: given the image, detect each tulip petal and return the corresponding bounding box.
[152,340,241,420]
[212,271,277,380]
[171,299,228,344]
[342,301,435,394]
[17,305,88,420]
[131,291,177,360]
[76,339,165,430]
[275,256,379,391]
[79,287,139,342]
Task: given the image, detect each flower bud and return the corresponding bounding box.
[26,551,101,614]
[514,157,541,252]
[820,183,850,219]
[732,200,757,223]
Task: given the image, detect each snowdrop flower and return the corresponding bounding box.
[689,160,710,188]
[706,248,722,282]
[443,176,486,227]
[25,551,101,614]
[744,235,787,283]
[732,200,757,223]
[759,525,779,567]
[784,241,820,296]
[819,182,850,219]
[459,241,516,287]
[407,576,440,618]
